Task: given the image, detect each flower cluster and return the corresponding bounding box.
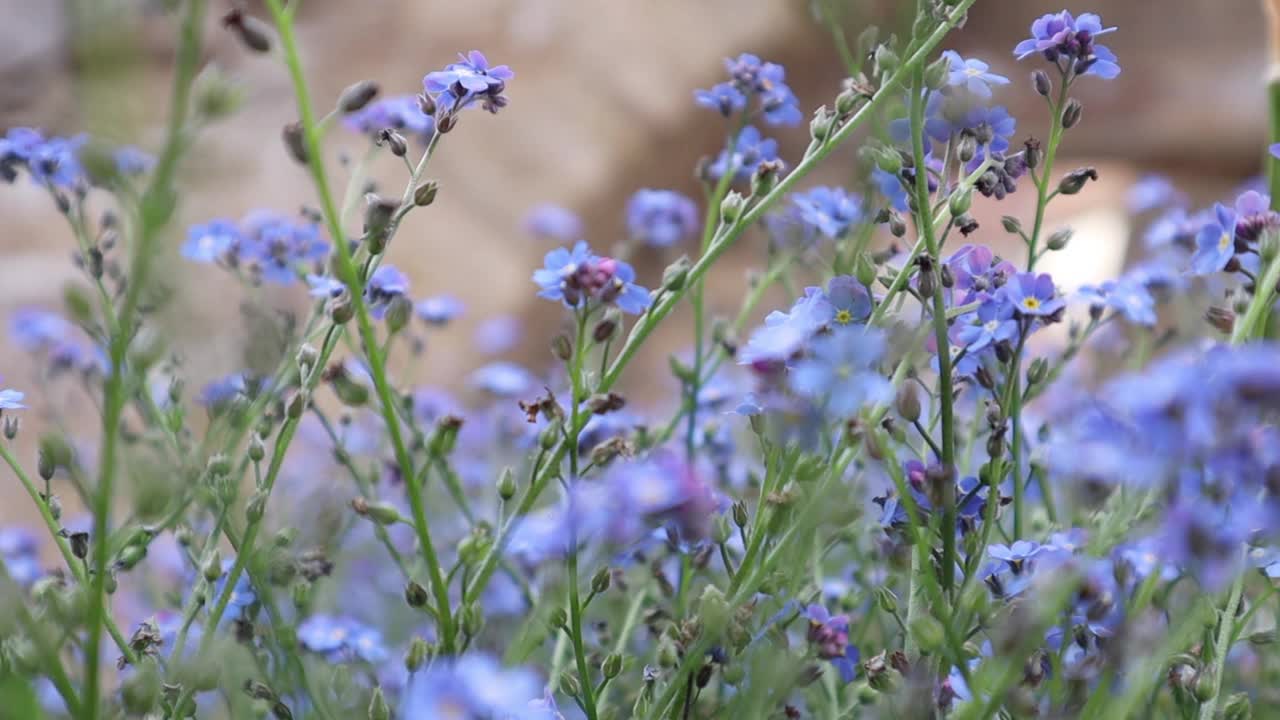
[533,241,651,314]
[695,52,802,126]
[184,210,329,285]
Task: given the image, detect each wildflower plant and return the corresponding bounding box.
[6,2,1280,719]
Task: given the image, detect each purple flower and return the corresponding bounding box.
[343,95,435,143]
[415,295,464,325]
[1190,203,1238,275]
[524,204,583,242]
[789,328,891,417]
[198,373,248,409]
[400,654,542,719]
[793,186,863,239]
[470,362,535,397]
[942,50,1010,98]
[805,604,861,683]
[1000,272,1064,317]
[954,299,1018,353]
[707,125,783,184]
[1013,11,1120,80]
[1232,189,1280,243]
[626,189,699,247]
[694,82,747,117]
[532,242,651,314]
[0,529,41,586]
[423,50,513,113]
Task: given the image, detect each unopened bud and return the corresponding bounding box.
[955,134,977,164]
[404,581,429,609]
[377,129,408,157]
[721,192,746,224]
[1060,98,1084,130]
[1032,70,1052,97]
[222,9,272,53]
[1205,307,1236,334]
[202,550,222,583]
[338,80,380,113]
[603,653,623,679]
[809,106,837,143]
[363,194,398,254]
[38,450,56,481]
[591,566,612,594]
[286,391,308,419]
[924,55,949,90]
[948,188,972,218]
[70,531,90,560]
[1023,138,1042,170]
[497,467,517,501]
[1057,167,1098,196]
[551,334,573,362]
[413,181,439,207]
[385,295,413,334]
[1046,228,1072,251]
[282,122,309,165]
[663,255,692,292]
[368,687,390,720]
[2,416,17,440]
[895,384,921,423]
[874,45,900,75]
[1001,216,1023,235]
[405,637,431,673]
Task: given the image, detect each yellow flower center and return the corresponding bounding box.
[836,364,853,379]
[1021,297,1041,311]
[965,67,983,77]
[1218,232,1232,251]
[834,309,854,325]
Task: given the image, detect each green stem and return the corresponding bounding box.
[0,556,82,716]
[1232,252,1280,343]
[84,3,206,712]
[908,69,957,594]
[1197,558,1246,720]
[263,0,456,652]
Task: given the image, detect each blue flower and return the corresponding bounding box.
[1076,278,1157,326]
[471,362,536,397]
[707,125,783,184]
[532,242,651,314]
[626,189,699,247]
[183,220,241,263]
[954,299,1018,353]
[699,53,803,127]
[738,287,834,366]
[694,82,747,117]
[1127,174,1185,214]
[793,186,862,239]
[306,274,345,298]
[0,529,41,586]
[872,168,909,212]
[186,211,328,285]
[524,204,583,242]
[400,654,542,719]
[297,615,388,664]
[1190,202,1238,275]
[343,95,435,143]
[365,265,410,319]
[942,50,1010,98]
[415,295,464,325]
[198,373,248,409]
[1000,272,1064,317]
[0,387,24,411]
[1013,11,1120,80]
[0,128,87,187]
[989,540,1043,570]
[474,315,521,354]
[826,276,871,327]
[789,329,891,417]
[113,146,154,176]
[423,50,513,113]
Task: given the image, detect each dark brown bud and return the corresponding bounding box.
[222,9,272,54]
[337,80,380,113]
[282,122,309,165]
